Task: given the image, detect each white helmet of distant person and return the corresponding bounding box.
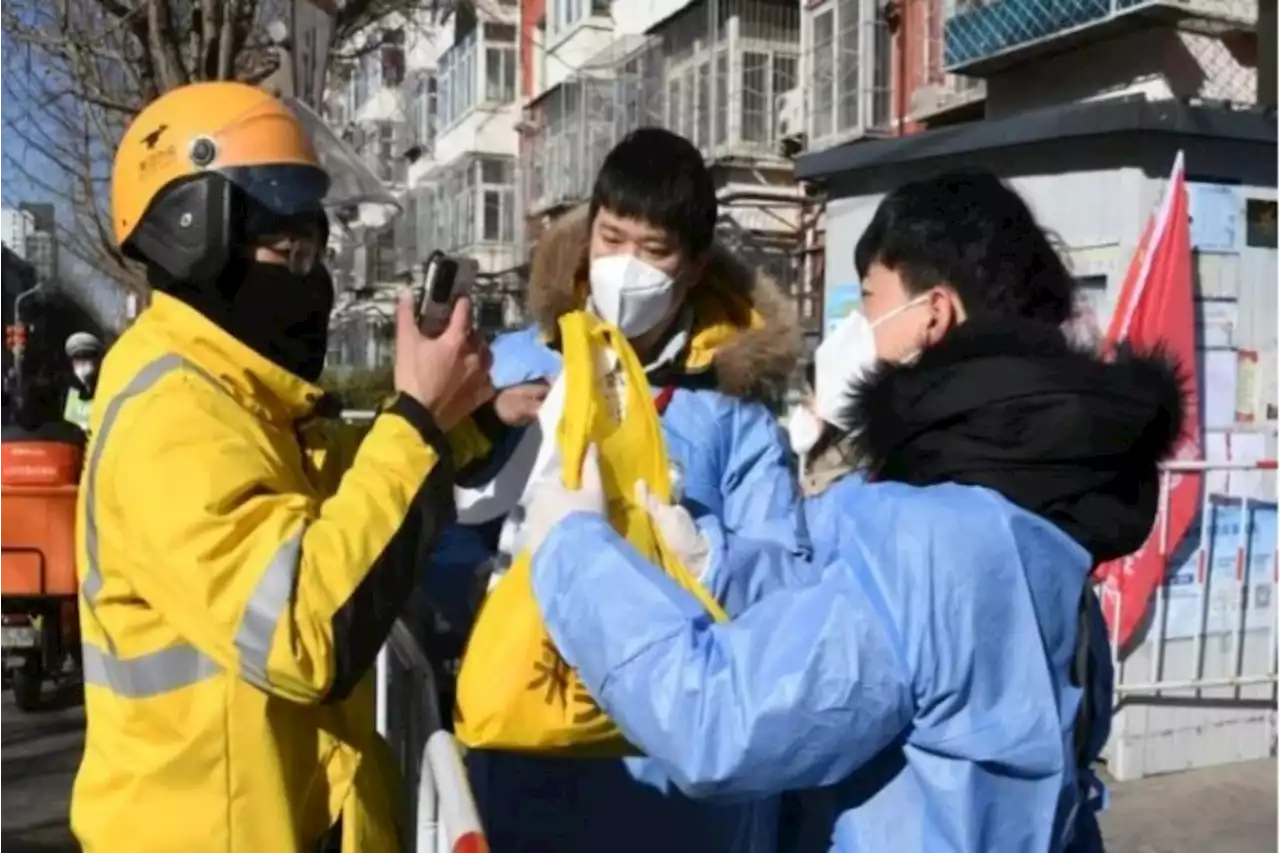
[65,332,104,359]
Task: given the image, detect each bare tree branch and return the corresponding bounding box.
[3,0,441,309]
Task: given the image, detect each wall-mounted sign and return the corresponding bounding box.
[1187,182,1241,255]
[822,282,861,336]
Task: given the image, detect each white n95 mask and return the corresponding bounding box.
[814,295,930,430]
[588,254,676,338]
[786,404,824,456]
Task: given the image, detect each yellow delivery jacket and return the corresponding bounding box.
[70,292,488,852]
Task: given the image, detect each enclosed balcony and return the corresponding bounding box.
[944,0,1258,75]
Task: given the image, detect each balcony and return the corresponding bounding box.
[523,51,661,216]
[417,155,519,266]
[945,0,1258,75]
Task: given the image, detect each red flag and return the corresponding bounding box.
[1095,151,1202,650]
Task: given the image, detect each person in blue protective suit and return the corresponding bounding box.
[518,170,1191,852]
[462,127,807,853]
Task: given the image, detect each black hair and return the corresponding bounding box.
[854,170,1077,325]
[589,127,718,258]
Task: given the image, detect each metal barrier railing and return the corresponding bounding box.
[1109,458,1279,696]
[383,619,487,853]
[340,411,486,852]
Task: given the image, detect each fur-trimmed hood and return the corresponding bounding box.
[842,318,1189,562]
[526,205,801,399]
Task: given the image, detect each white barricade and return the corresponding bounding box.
[1107,454,1279,781]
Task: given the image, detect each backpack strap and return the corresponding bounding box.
[1072,583,1109,818]
[1071,583,1096,771]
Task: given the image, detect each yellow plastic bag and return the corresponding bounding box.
[453,310,728,756]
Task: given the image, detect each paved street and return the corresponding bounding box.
[2,688,83,852]
[1,687,1276,851]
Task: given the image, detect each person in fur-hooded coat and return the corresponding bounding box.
[454,129,807,853]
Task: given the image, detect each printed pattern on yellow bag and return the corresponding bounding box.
[454,311,726,756]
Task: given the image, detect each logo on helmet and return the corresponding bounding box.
[142,124,168,150]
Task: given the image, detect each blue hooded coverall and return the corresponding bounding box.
[530,480,1113,852]
[524,315,1190,852]
[428,205,809,852]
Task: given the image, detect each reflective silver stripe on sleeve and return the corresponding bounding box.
[82,642,220,699]
[81,354,187,608]
[234,531,303,690]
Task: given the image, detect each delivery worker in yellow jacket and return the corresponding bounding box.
[71,81,498,852]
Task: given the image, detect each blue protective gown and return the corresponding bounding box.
[530,477,1112,853]
[438,322,808,853]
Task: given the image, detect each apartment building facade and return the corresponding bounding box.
[324,4,526,371]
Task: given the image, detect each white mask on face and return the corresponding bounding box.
[72,361,97,384]
[813,294,930,430]
[786,404,824,456]
[588,254,677,338]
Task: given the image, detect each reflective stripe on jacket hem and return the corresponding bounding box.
[82,642,221,698]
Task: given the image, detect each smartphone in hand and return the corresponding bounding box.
[417,251,478,338]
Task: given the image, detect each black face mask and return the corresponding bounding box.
[171,259,335,383]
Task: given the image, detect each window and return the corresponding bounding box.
[742,52,769,144]
[835,0,860,132]
[771,55,798,141]
[811,0,891,141]
[871,14,892,129]
[1246,199,1277,248]
[407,72,438,150]
[714,52,728,147]
[549,0,605,37]
[478,157,515,243]
[696,61,711,149]
[485,41,517,103]
[667,77,682,133]
[812,9,834,140]
[438,32,477,127]
[439,26,517,127]
[682,67,695,140]
[374,229,398,282]
[427,157,516,251]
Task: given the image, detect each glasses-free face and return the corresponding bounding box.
[588,208,686,281]
[859,261,966,362]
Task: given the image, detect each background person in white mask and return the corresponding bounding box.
[63,331,104,432]
[467,126,808,853]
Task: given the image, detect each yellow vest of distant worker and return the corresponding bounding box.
[454,310,728,755]
[64,388,93,433]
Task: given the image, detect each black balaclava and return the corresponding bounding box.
[168,257,336,384]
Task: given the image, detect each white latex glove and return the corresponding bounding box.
[518,444,606,557]
[635,481,711,580]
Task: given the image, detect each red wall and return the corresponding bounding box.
[892,0,942,135]
[520,0,546,99]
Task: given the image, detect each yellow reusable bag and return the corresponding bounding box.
[453,310,728,756]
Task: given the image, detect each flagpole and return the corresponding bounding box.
[1116,150,1186,340]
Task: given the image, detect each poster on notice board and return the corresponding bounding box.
[1162,495,1277,640]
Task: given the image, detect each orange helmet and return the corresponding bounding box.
[112,82,334,283]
